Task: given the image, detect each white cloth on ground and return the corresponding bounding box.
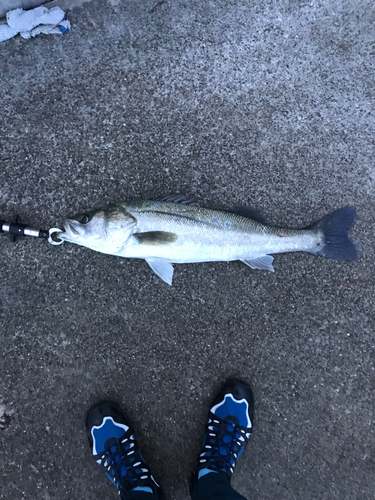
[0,6,70,42]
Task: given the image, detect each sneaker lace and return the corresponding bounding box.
[96,431,152,491]
[199,412,251,477]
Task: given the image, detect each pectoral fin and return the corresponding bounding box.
[242,255,274,272]
[134,231,178,246]
[146,258,174,285]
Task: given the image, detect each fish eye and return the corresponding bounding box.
[80,215,90,224]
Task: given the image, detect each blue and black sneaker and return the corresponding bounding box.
[86,401,162,498]
[192,379,254,485]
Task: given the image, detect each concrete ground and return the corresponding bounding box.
[0,1,374,499]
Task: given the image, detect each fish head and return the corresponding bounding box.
[59,206,136,253]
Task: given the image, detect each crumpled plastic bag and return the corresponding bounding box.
[0,6,70,42]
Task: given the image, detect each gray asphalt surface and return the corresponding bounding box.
[0,1,374,499]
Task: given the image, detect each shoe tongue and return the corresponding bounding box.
[219,418,235,437]
[223,434,232,444]
[121,465,128,477]
[226,421,235,432]
[219,444,228,456]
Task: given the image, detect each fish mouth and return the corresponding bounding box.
[68,222,79,236]
[59,220,80,240]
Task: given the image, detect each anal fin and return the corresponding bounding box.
[242,255,274,272]
[146,258,174,285]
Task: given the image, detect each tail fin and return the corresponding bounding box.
[310,206,357,261]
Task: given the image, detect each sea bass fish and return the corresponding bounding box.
[58,195,357,285]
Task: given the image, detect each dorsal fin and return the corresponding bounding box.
[159,194,200,206]
[230,206,267,224]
